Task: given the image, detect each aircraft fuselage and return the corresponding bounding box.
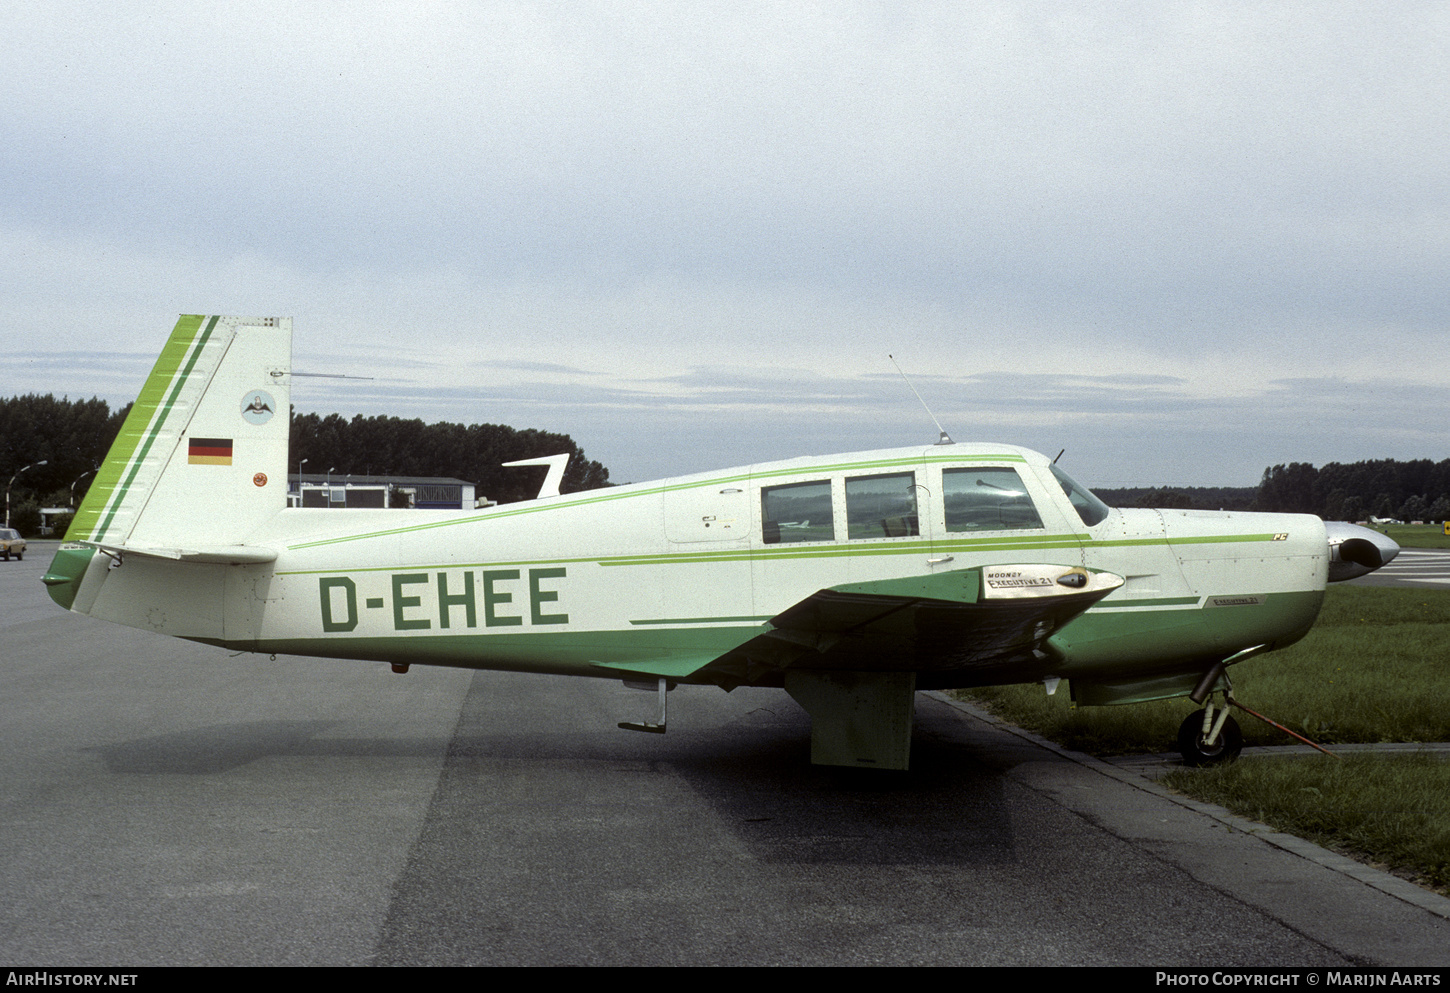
[58,443,1327,707]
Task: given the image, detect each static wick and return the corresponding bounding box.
[292,372,377,380]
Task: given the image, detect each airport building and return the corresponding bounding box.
[287,474,490,510]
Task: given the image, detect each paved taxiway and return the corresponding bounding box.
[1349,547,1450,587]
[3,543,1447,965]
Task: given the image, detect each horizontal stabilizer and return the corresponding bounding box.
[74,539,278,565]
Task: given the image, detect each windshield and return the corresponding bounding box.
[1049,464,1112,527]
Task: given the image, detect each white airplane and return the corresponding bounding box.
[43,316,1400,769]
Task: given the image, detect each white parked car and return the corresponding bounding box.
[0,528,25,561]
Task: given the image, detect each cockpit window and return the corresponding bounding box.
[942,467,1045,531]
[1049,464,1112,527]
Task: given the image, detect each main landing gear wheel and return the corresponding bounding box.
[1177,709,1243,766]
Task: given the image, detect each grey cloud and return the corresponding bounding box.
[4,3,1448,488]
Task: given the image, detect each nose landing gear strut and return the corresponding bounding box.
[1177,660,1340,766]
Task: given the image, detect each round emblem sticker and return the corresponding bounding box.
[241,390,276,425]
[254,473,268,487]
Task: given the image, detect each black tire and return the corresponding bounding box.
[14,550,20,560]
[1177,710,1243,766]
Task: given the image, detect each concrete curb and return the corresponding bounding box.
[928,690,1450,921]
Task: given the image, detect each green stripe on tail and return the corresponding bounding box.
[67,315,216,542]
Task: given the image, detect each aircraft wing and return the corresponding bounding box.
[591,653,730,680]
[596,564,1123,689]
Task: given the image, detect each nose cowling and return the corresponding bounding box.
[1325,521,1401,582]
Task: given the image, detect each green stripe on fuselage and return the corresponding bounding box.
[274,527,1282,578]
[274,531,1089,577]
[1092,533,1286,549]
[630,615,773,626]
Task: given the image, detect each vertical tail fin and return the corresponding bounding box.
[67,315,292,550]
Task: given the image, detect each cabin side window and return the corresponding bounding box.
[761,480,835,544]
[943,467,1045,532]
[845,472,919,539]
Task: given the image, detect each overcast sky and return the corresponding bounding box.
[4,2,1447,488]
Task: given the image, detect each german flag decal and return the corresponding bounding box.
[188,437,233,465]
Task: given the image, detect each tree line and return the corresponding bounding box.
[6,392,1443,533]
[1253,460,1450,522]
[289,411,610,504]
[1,394,129,531]
[1097,462,1450,522]
[1,395,611,534]
[1092,485,1257,512]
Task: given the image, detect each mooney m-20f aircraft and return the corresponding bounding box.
[44,317,1400,769]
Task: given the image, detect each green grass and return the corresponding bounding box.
[956,586,1450,894]
[1162,754,1450,894]
[960,586,1450,752]
[1374,523,1450,549]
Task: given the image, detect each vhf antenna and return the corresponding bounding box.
[888,354,954,445]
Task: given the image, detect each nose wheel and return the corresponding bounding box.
[1177,660,1340,766]
[1177,704,1243,766]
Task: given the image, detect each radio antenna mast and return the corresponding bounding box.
[888,354,953,445]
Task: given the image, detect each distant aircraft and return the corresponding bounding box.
[43,316,1400,769]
